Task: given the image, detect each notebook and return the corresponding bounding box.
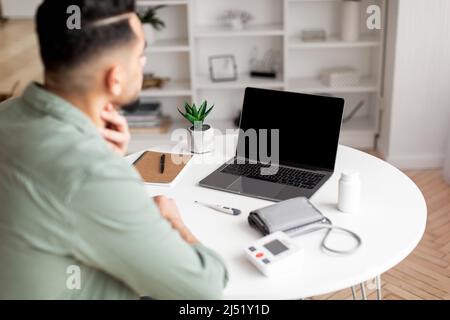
[133,151,193,187]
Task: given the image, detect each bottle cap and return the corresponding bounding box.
[341,170,360,182]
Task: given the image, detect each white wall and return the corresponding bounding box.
[2,0,41,18]
[379,0,450,169]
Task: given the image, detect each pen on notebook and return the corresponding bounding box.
[195,201,242,216]
[159,154,165,174]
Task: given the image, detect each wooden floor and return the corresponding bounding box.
[314,168,450,300]
[1,20,449,300]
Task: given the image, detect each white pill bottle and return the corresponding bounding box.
[338,170,361,213]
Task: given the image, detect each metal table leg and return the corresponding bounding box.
[351,286,357,300]
[360,282,367,300]
[375,275,382,300]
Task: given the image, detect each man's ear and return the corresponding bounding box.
[105,65,125,97]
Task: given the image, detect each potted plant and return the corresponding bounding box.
[138,5,166,45]
[178,101,215,154]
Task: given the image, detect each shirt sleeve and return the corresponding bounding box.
[67,163,229,300]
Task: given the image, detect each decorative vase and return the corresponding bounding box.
[143,23,157,45]
[188,125,214,154]
[341,0,361,42]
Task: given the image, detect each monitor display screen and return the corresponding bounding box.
[264,239,289,256]
[237,88,344,171]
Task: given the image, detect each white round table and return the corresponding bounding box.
[127,141,426,300]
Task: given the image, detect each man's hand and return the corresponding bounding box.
[153,195,199,245]
[99,104,130,156]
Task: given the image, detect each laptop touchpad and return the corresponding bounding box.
[228,177,285,199]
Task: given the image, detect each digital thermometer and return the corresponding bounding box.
[244,231,304,276]
[195,201,241,215]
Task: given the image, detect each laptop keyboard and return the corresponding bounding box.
[221,163,325,189]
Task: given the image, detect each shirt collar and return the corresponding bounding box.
[22,82,99,135]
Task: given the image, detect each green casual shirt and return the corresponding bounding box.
[0,83,228,300]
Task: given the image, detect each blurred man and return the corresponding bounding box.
[0,0,228,299]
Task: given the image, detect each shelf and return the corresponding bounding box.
[289,35,380,49]
[140,79,192,97]
[130,0,384,150]
[288,76,379,94]
[128,117,375,152]
[288,0,340,3]
[340,117,377,149]
[127,119,237,154]
[137,0,188,6]
[196,73,285,90]
[194,24,284,38]
[342,117,376,134]
[146,38,190,53]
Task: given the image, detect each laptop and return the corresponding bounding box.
[199,87,344,202]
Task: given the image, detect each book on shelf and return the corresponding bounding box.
[128,116,172,134]
[121,101,172,133]
[125,114,162,122]
[128,119,163,128]
[121,101,161,117]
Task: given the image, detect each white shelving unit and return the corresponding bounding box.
[288,76,378,94]
[145,38,190,53]
[140,79,192,97]
[135,0,385,150]
[194,24,285,38]
[288,34,380,49]
[196,73,285,90]
[138,0,188,5]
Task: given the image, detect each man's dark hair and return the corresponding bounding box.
[36,0,136,73]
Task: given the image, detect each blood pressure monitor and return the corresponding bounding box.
[244,231,304,276]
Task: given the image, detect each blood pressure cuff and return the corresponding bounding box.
[248,197,331,236]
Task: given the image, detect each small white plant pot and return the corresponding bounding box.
[188,125,214,154]
[143,23,157,45]
[341,1,361,42]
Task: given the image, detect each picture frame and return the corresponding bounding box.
[209,55,238,82]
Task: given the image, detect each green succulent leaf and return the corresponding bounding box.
[187,114,199,125]
[204,105,214,118]
[180,101,214,124]
[177,109,193,124]
[198,101,207,120]
[184,114,197,124]
[191,104,198,118]
[177,108,188,119]
[184,102,193,115]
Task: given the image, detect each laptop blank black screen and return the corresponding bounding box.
[237,87,344,171]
